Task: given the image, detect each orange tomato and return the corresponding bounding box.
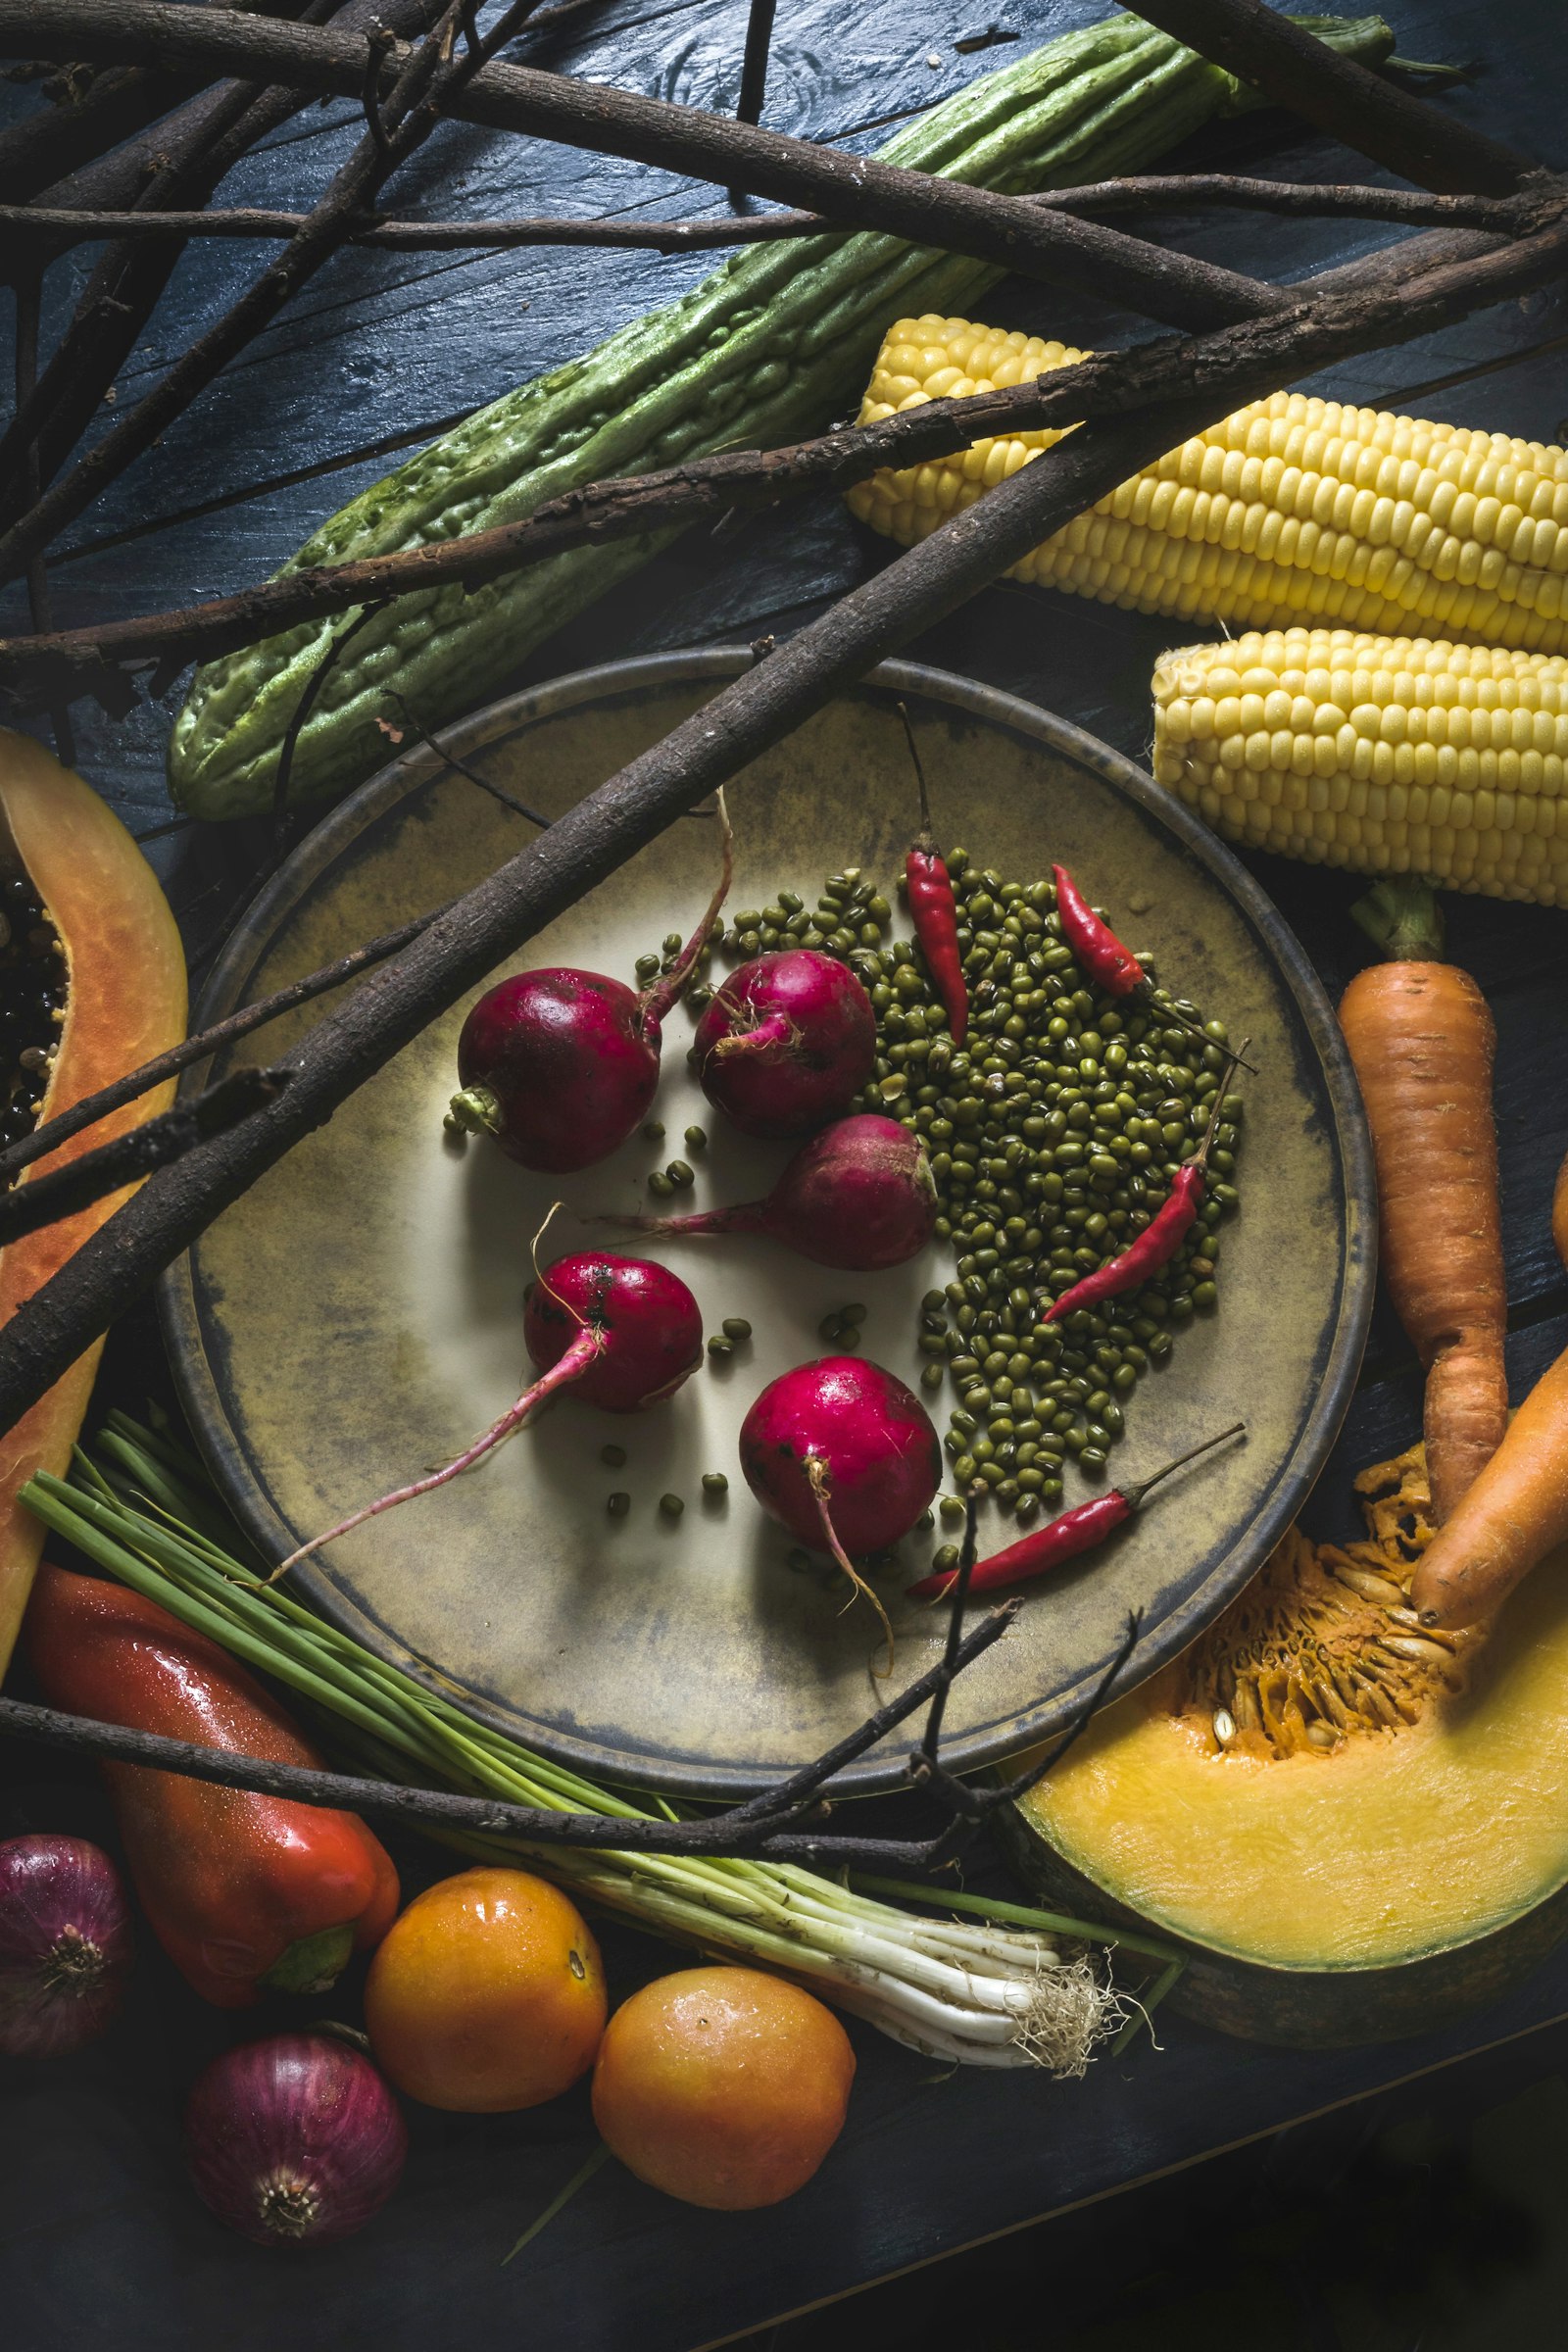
[591,1965,855,2210]
[364,1867,606,2112]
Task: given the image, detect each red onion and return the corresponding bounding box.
[0,1834,132,2058]
[185,2032,408,2246]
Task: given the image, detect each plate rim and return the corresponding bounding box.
[159,648,1376,1796]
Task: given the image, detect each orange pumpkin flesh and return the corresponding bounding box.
[1006,1447,1568,2045]
[0,730,186,1676]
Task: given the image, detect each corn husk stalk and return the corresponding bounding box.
[20,1418,1171,2072]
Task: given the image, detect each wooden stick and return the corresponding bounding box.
[0,176,1529,258]
[0,0,453,528]
[5,201,1563,710]
[734,0,778,128]
[0,61,221,210]
[0,3,1287,340]
[1128,0,1536,197]
[11,271,74,769]
[0,1067,290,1247]
[0,0,551,586]
[0,1593,1018,1867]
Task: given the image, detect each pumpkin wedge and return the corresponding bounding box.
[0,732,186,1675]
[1004,1446,1568,2047]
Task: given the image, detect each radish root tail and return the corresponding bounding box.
[268,1322,606,1582]
[807,1453,896,1679]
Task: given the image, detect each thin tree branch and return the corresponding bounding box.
[0,3,1292,362]
[382,691,552,827]
[989,1611,1144,1806]
[11,270,74,769]
[1,175,1531,260]
[5,197,1563,714]
[270,601,387,844]
[909,1608,1143,1870]
[1050,172,1533,227]
[917,1491,982,1771]
[0,1067,290,1248]
[0,0,454,536]
[734,0,777,129]
[1128,0,1538,197]
[0,1586,1020,1867]
[0,0,553,586]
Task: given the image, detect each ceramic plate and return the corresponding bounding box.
[161,653,1374,1796]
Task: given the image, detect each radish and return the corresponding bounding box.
[606,1114,936,1272]
[740,1356,941,1669]
[273,1252,703,1576]
[445,798,733,1172]
[694,950,875,1138]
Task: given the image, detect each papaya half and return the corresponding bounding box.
[0,731,186,1676]
[1004,1446,1568,2047]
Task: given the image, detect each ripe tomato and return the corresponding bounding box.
[365,1868,605,2112]
[591,1965,855,2208]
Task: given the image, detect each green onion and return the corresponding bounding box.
[24,1422,1137,2072]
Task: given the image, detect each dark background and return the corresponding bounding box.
[4,0,1568,2343]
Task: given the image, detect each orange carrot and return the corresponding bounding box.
[1553,1150,1568,1277]
[1411,1347,1568,1627]
[1338,882,1506,1526]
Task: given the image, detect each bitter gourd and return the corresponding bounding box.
[170,12,1394,818]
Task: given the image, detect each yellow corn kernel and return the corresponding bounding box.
[1151,630,1568,906]
[847,316,1568,657]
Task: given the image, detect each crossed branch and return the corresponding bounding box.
[0,1494,1143,1872]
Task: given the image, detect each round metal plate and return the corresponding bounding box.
[161,652,1374,1797]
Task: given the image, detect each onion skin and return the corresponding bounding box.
[185,2033,409,2247]
[0,1834,133,2059]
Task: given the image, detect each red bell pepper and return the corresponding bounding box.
[25,1563,399,2007]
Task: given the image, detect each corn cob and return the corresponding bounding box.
[1151,627,1568,904]
[848,318,1568,655]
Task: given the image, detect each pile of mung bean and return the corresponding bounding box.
[636,856,1242,1528]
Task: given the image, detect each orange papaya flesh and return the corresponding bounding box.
[0,731,187,1676]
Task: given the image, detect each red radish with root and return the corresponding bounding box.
[740,1356,941,1670]
[603,1114,936,1272]
[694,950,875,1139]
[271,1250,703,1577]
[446,797,733,1172]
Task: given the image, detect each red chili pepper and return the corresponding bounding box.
[1043,1044,1248,1325]
[1052,864,1145,999]
[25,1564,400,2008]
[898,703,966,1048]
[1051,863,1255,1071]
[907,1423,1245,1601]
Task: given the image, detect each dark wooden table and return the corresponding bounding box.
[3,2,1568,2344]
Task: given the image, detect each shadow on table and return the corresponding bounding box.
[744,2020,1565,2352]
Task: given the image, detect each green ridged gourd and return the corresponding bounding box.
[170,14,1394,819]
